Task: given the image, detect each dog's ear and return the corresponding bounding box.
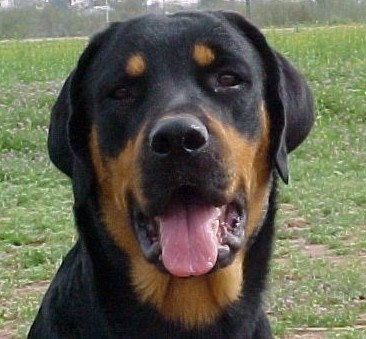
[68,24,121,159]
[214,11,314,183]
[274,51,314,153]
[47,73,75,178]
[47,23,120,201]
[47,27,112,178]
[69,24,123,203]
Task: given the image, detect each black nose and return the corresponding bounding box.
[149,115,209,156]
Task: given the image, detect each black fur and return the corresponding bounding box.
[29,11,313,338]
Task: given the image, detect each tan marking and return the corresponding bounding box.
[125,54,146,77]
[207,105,271,240]
[192,43,215,67]
[89,127,145,257]
[88,106,271,329]
[131,251,244,329]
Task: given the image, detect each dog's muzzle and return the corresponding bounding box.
[132,114,246,277]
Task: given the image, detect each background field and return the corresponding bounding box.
[0,25,365,338]
[2,0,366,39]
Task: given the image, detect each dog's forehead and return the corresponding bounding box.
[94,13,260,81]
[123,13,223,41]
[113,13,249,59]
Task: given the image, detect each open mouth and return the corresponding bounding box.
[132,187,245,277]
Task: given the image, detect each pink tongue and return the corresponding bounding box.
[159,203,221,277]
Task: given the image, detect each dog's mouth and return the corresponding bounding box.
[132,187,245,277]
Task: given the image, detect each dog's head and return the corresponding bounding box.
[49,11,313,327]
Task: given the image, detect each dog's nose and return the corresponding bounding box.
[149,115,209,156]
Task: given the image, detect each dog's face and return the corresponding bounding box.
[51,11,313,328]
[86,13,270,276]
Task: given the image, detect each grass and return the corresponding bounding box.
[266,26,366,338]
[0,26,365,338]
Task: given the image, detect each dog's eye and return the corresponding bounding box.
[111,88,135,102]
[211,73,245,94]
[217,74,241,88]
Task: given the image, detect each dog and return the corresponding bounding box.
[28,11,313,338]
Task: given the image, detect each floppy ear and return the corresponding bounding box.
[47,73,75,178]
[69,24,125,204]
[47,31,108,179]
[47,23,120,202]
[215,11,314,184]
[274,51,314,154]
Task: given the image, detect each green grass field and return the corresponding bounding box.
[1,26,365,338]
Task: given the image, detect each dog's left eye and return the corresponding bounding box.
[211,73,244,93]
[217,74,242,88]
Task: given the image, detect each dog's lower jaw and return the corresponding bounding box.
[130,250,244,329]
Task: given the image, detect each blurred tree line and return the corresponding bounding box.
[1,0,366,39]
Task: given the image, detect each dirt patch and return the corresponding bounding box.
[13,281,49,299]
[284,325,366,338]
[356,313,366,326]
[0,281,49,338]
[279,203,298,213]
[288,237,366,266]
[289,238,329,259]
[1,281,49,311]
[284,332,324,339]
[284,217,310,231]
[302,244,329,259]
[0,323,16,339]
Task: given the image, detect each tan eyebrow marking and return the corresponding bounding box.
[192,43,215,67]
[125,54,146,77]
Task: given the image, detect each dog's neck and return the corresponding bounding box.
[130,250,244,329]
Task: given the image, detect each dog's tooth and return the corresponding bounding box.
[212,219,220,232]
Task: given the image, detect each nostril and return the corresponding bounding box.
[150,134,171,155]
[183,126,209,153]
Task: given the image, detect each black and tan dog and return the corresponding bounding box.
[29,11,313,338]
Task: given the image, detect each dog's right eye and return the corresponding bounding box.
[111,87,135,102]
